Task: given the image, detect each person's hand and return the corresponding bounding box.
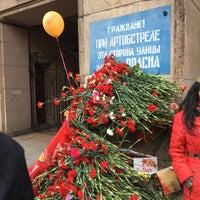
[184,176,193,190]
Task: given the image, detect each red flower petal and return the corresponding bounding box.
[37,101,43,108]
[147,104,157,112]
[53,98,60,106]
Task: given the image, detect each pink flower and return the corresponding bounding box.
[123,82,127,86]
[105,78,112,84]
[170,102,179,110]
[70,148,80,158]
[92,89,100,103]
[66,195,72,200]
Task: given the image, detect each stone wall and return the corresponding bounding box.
[78,0,177,81]
[78,0,200,90]
[0,23,31,134]
[184,0,200,88]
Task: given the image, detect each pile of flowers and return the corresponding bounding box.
[34,55,182,199]
[33,122,168,200]
[39,55,182,144]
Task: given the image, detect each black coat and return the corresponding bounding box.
[0,132,34,200]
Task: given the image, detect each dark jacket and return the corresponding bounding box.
[0,132,34,200]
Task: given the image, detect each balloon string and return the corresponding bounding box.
[56,37,71,85]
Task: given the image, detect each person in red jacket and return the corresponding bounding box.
[169,76,200,200]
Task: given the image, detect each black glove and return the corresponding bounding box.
[184,176,193,190]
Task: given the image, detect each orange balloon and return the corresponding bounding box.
[42,11,64,38]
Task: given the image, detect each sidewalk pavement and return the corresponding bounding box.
[13,129,56,167]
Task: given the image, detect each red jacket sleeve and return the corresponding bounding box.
[169,111,193,183]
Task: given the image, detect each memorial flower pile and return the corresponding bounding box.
[47,54,181,144]
[33,55,182,199]
[33,122,168,200]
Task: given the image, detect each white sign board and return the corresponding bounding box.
[133,157,158,175]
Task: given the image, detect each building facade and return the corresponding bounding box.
[0,0,199,135]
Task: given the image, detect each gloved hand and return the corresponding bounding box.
[184,176,193,190]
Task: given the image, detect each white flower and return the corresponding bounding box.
[106,128,114,136]
[109,111,116,120]
[110,96,115,104]
[122,112,126,117]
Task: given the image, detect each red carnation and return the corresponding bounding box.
[129,194,138,200]
[127,119,136,132]
[100,161,108,169]
[37,101,43,108]
[75,73,80,82]
[82,141,90,151]
[120,120,126,127]
[116,127,124,136]
[100,113,109,124]
[86,134,91,139]
[53,98,60,106]
[147,104,157,112]
[90,142,97,151]
[90,169,96,178]
[101,145,108,155]
[87,118,97,126]
[151,91,159,96]
[61,92,66,98]
[181,85,187,92]
[69,184,78,195]
[58,184,69,197]
[77,190,84,199]
[67,168,77,178]
[67,72,73,78]
[88,108,95,116]
[78,86,84,92]
[70,148,80,158]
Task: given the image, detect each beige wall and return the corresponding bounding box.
[0,0,53,13]
[183,0,200,87]
[0,0,79,135]
[0,0,32,11]
[0,23,31,134]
